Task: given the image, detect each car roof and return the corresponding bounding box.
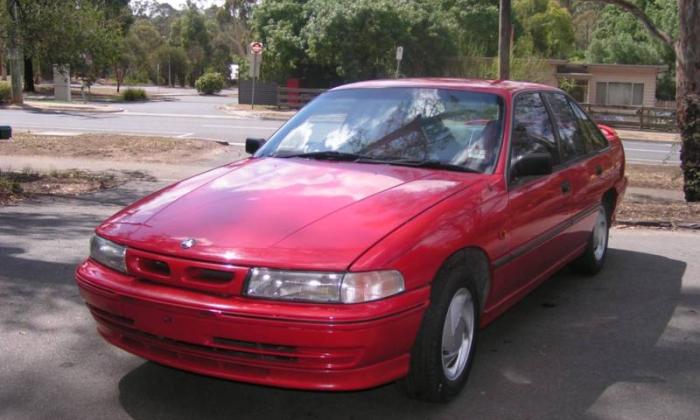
[331,78,560,95]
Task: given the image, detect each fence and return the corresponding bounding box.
[238,80,278,106]
[580,103,677,131]
[277,87,326,109]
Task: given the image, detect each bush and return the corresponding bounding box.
[121,88,147,102]
[195,72,225,95]
[0,82,11,104]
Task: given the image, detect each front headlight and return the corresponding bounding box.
[245,268,405,304]
[90,235,127,273]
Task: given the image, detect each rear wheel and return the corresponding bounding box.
[400,263,479,402]
[571,205,609,275]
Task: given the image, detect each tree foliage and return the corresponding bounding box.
[252,0,462,84]
[586,0,677,65]
[513,0,576,58]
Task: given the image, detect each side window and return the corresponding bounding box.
[569,100,609,152]
[510,93,559,182]
[545,93,587,162]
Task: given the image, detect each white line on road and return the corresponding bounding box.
[627,158,679,163]
[123,111,281,121]
[176,132,194,138]
[625,148,673,154]
[201,124,278,130]
[13,124,184,136]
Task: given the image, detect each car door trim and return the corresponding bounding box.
[493,203,599,268]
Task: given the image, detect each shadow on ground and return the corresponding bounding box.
[117,248,688,420]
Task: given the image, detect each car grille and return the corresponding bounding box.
[125,247,248,297]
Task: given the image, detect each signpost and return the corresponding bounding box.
[249,41,263,109]
[395,46,404,79]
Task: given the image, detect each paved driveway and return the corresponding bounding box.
[0,182,698,420]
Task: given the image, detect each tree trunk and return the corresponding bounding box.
[8,0,23,104]
[23,55,35,92]
[498,0,511,80]
[8,48,23,104]
[0,43,6,81]
[676,0,700,201]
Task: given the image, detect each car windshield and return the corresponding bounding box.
[257,87,505,173]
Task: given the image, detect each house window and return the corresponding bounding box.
[596,82,644,106]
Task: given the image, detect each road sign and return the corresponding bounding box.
[250,41,264,55]
[395,46,404,78]
[248,52,261,78]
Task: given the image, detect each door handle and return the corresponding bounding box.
[595,165,603,176]
[561,180,571,194]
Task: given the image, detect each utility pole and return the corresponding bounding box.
[7,0,24,104]
[497,0,511,81]
[168,54,172,87]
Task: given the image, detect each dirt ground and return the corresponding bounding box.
[0,133,228,163]
[618,164,699,225]
[0,169,124,205]
[625,164,684,190]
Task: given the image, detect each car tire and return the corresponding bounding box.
[571,205,609,275]
[399,260,480,402]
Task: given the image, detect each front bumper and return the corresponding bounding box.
[75,259,429,391]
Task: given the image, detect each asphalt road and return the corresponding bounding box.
[1,95,681,164]
[1,177,698,420]
[3,95,282,145]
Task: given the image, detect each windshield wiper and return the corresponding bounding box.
[273,151,370,161]
[374,158,481,173]
[272,151,478,173]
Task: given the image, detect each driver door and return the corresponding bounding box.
[497,92,572,301]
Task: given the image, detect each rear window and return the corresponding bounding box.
[569,101,609,152]
[545,93,588,162]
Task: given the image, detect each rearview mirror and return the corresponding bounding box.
[512,152,553,179]
[245,138,266,155]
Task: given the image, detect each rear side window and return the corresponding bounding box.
[511,93,559,166]
[545,93,587,162]
[569,101,609,152]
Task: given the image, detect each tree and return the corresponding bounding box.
[587,0,698,201]
[170,3,212,85]
[1,0,133,98]
[125,19,164,84]
[4,0,23,103]
[252,0,455,84]
[572,2,603,53]
[586,2,676,64]
[155,45,189,87]
[498,0,511,79]
[513,0,576,58]
[217,0,254,56]
[250,0,309,82]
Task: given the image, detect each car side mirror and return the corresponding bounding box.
[245,138,266,155]
[512,152,553,179]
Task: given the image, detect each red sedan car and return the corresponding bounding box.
[76,79,626,402]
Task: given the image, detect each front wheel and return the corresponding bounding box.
[399,265,479,402]
[571,205,609,275]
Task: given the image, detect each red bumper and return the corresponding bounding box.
[75,260,429,391]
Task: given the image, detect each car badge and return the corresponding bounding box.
[181,238,197,249]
